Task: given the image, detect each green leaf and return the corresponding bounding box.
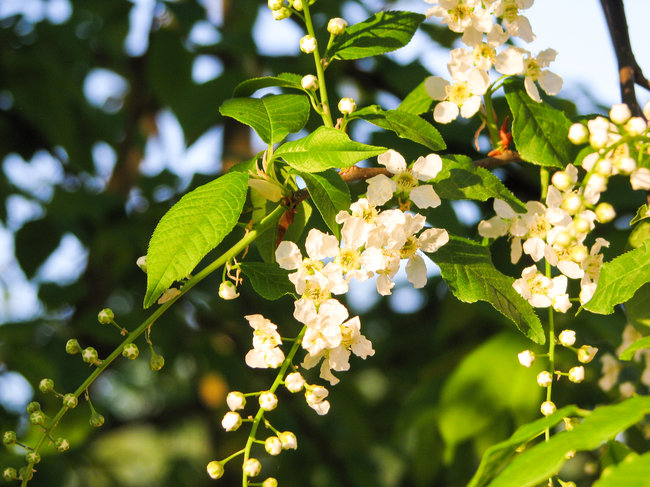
[232,73,303,97]
[399,79,436,115]
[275,127,386,173]
[488,396,650,487]
[239,262,295,300]
[253,199,312,263]
[144,172,248,308]
[619,336,650,361]
[630,204,650,225]
[434,155,527,212]
[300,171,351,239]
[625,283,650,329]
[219,94,310,144]
[326,11,425,61]
[583,239,650,314]
[351,106,445,151]
[430,236,545,344]
[468,406,582,487]
[593,450,650,487]
[504,78,574,168]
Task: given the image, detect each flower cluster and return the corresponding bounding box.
[424,0,562,122]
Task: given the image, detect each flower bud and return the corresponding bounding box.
[327,17,348,35]
[226,391,246,411]
[624,117,647,136]
[218,281,240,300]
[2,468,17,482]
[206,460,224,479]
[29,411,47,426]
[279,431,297,450]
[609,103,631,124]
[615,156,636,174]
[299,35,317,54]
[338,97,356,115]
[285,372,306,393]
[292,0,303,10]
[98,308,114,325]
[82,347,99,365]
[149,352,165,371]
[248,178,283,202]
[26,402,41,414]
[259,391,278,411]
[62,393,78,409]
[221,411,242,432]
[265,436,283,455]
[157,287,180,304]
[272,7,291,20]
[568,366,585,383]
[243,458,262,477]
[55,437,70,452]
[644,100,650,121]
[89,411,105,428]
[573,216,591,234]
[551,171,572,191]
[18,467,33,482]
[553,230,572,249]
[562,194,583,215]
[570,245,588,263]
[136,255,147,272]
[589,130,609,149]
[558,329,576,347]
[594,158,613,177]
[540,400,557,416]
[66,338,82,355]
[563,417,579,431]
[122,343,139,360]
[536,371,553,388]
[517,350,535,367]
[263,478,279,487]
[38,378,55,394]
[25,452,40,465]
[595,202,615,223]
[2,431,16,446]
[301,74,319,91]
[267,0,284,10]
[568,123,588,144]
[577,345,598,363]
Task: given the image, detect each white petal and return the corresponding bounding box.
[305,228,339,260]
[406,254,428,288]
[631,168,650,190]
[460,96,481,118]
[377,149,406,174]
[424,76,450,101]
[510,237,523,264]
[558,260,584,279]
[523,237,546,262]
[494,199,517,218]
[468,69,490,95]
[418,228,449,253]
[524,76,542,102]
[409,184,441,209]
[461,26,484,48]
[434,101,459,124]
[366,174,396,206]
[495,47,525,76]
[293,298,317,324]
[412,153,443,181]
[539,71,562,96]
[376,274,395,296]
[275,241,302,269]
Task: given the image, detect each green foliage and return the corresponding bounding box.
[275,127,386,172]
[619,336,650,360]
[144,172,248,308]
[219,94,310,144]
[504,79,575,168]
[232,73,303,97]
[630,204,649,225]
[300,170,351,239]
[325,11,425,61]
[239,262,295,300]
[583,239,650,314]
[398,79,436,115]
[431,236,545,344]
[592,450,650,487]
[350,105,445,151]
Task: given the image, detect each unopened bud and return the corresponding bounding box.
[25,452,40,465]
[122,343,139,360]
[644,100,650,121]
[570,245,588,263]
[568,123,589,145]
[55,437,70,452]
[98,308,114,324]
[2,431,16,446]
[149,352,165,371]
[136,256,147,272]
[536,371,553,387]
[595,202,615,223]
[327,17,348,35]
[577,345,598,363]
[2,468,17,482]
[226,391,246,411]
[568,366,585,383]
[26,402,41,414]
[272,7,291,20]
[38,378,55,394]
[259,391,278,411]
[218,281,240,300]
[573,216,591,234]
[517,350,535,367]
[609,103,631,124]
[551,171,572,191]
[89,411,105,428]
[243,458,262,477]
[299,35,317,54]
[558,329,576,347]
[82,347,99,365]
[62,394,78,409]
[265,436,283,455]
[292,0,304,10]
[18,467,33,482]
[221,411,242,432]
[338,97,356,114]
[624,117,647,136]
[615,156,636,174]
[267,0,284,10]
[301,74,319,91]
[66,339,82,355]
[562,194,583,215]
[207,460,224,479]
[263,478,279,487]
[540,400,557,416]
[279,430,297,450]
[30,410,46,425]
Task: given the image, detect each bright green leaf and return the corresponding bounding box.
[583,239,650,314]
[468,406,582,487]
[625,283,650,329]
[619,336,650,361]
[351,105,445,151]
[253,198,312,263]
[144,172,248,308]
[239,262,295,300]
[275,127,386,173]
[630,204,650,225]
[593,450,650,487]
[434,155,527,212]
[300,171,351,239]
[399,79,435,115]
[430,236,545,344]
[488,396,650,487]
[232,73,303,97]
[219,94,310,144]
[326,11,425,61]
[504,79,575,168]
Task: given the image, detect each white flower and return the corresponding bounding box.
[631,167,650,190]
[327,17,347,35]
[294,298,345,356]
[285,372,306,392]
[518,349,535,367]
[299,35,317,54]
[426,0,492,39]
[221,411,242,431]
[265,436,283,456]
[536,371,553,387]
[540,400,557,416]
[494,0,535,42]
[425,69,489,123]
[244,314,285,369]
[577,345,598,364]
[226,391,246,411]
[305,385,330,415]
[259,391,278,411]
[279,431,298,450]
[243,458,262,477]
[579,237,609,304]
[301,74,318,90]
[568,366,585,383]
[512,265,568,308]
[598,353,620,391]
[338,97,356,114]
[558,330,576,347]
[219,281,239,300]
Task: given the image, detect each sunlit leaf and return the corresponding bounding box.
[239,262,295,300]
[300,170,351,239]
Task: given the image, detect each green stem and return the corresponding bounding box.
[302,2,333,128]
[242,326,306,487]
[540,168,550,201]
[483,87,501,148]
[544,260,555,443]
[21,203,287,487]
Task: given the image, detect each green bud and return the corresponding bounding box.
[2,468,17,482]
[122,343,139,360]
[18,466,33,481]
[89,412,105,428]
[26,402,41,414]
[97,308,114,324]
[263,478,278,487]
[29,411,47,426]
[55,437,70,452]
[2,431,16,446]
[25,452,40,465]
[149,353,165,371]
[38,378,55,394]
[82,347,99,364]
[65,339,82,355]
[62,394,78,409]
[206,460,224,479]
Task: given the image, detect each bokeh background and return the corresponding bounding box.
[1,1,649,486]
